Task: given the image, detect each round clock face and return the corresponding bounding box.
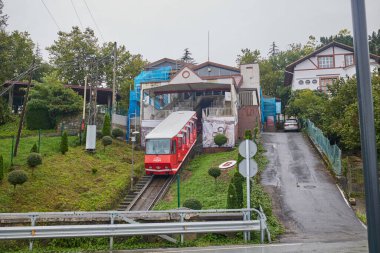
[182,70,190,78]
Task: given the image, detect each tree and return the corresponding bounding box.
[233,171,244,208]
[112,128,124,138]
[214,134,228,147]
[60,131,68,154]
[226,182,238,209]
[46,26,99,85]
[268,42,279,57]
[0,0,8,30]
[369,29,380,55]
[180,48,195,64]
[236,48,261,66]
[8,170,28,189]
[102,113,111,137]
[0,97,13,125]
[27,153,42,175]
[30,143,38,153]
[0,154,4,182]
[102,136,113,151]
[208,167,221,185]
[319,29,353,47]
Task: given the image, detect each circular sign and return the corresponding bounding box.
[238,159,258,178]
[238,140,257,158]
[219,160,237,169]
[182,70,190,78]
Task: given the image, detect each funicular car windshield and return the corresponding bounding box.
[146,139,171,154]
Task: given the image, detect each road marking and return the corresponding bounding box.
[336,184,351,208]
[158,243,304,252]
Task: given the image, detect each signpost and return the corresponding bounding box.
[238,139,257,242]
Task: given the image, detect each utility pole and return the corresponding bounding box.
[350,0,380,252]
[14,60,35,157]
[112,42,117,115]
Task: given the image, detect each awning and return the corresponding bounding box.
[145,82,231,95]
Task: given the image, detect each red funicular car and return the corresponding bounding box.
[145,111,197,175]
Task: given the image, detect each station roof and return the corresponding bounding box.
[145,82,231,95]
[145,111,196,139]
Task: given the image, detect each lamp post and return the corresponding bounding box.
[131,131,139,191]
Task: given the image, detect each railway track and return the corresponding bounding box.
[117,135,201,211]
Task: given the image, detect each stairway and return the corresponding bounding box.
[117,175,152,211]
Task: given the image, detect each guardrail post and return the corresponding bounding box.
[29,215,37,251]
[110,213,115,251]
[242,210,248,243]
[180,212,185,244]
[260,216,264,243]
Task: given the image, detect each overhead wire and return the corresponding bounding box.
[40,0,61,31]
[70,0,84,30]
[82,0,105,43]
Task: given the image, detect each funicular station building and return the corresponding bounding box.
[126,58,262,148]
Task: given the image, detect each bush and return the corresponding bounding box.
[60,131,68,154]
[96,130,103,139]
[30,143,38,153]
[214,134,228,147]
[233,171,244,208]
[8,170,28,189]
[0,97,13,125]
[226,182,238,209]
[244,129,252,140]
[112,128,124,138]
[25,99,53,130]
[102,114,111,137]
[183,198,202,210]
[208,167,221,184]
[0,155,4,182]
[27,153,42,167]
[102,136,113,151]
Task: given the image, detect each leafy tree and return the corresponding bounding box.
[183,199,202,210]
[369,29,380,55]
[60,131,68,154]
[27,153,42,175]
[214,134,227,147]
[180,48,195,64]
[0,97,13,125]
[319,29,353,48]
[0,0,8,30]
[102,136,113,151]
[236,48,261,66]
[30,143,38,153]
[112,128,124,138]
[102,113,111,137]
[226,182,238,209]
[8,170,28,189]
[208,167,221,184]
[0,154,4,182]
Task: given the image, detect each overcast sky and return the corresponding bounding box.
[3,0,380,67]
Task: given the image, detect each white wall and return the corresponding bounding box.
[240,64,260,90]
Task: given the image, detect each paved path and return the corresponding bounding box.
[261,132,367,243]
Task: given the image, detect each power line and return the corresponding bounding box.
[82,0,105,42]
[70,0,83,30]
[40,0,61,31]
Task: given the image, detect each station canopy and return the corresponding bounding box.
[145,82,231,95]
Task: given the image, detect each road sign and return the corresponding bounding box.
[239,140,257,158]
[219,160,237,169]
[239,159,258,178]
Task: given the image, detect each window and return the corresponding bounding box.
[345,54,354,66]
[312,79,318,84]
[318,56,334,68]
[319,78,337,93]
[298,80,304,85]
[146,139,171,154]
[305,80,311,85]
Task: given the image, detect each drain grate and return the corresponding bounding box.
[303,185,316,189]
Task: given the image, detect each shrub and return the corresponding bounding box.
[60,131,68,154]
[208,167,221,184]
[27,153,42,167]
[25,99,53,130]
[102,114,111,137]
[102,136,113,151]
[244,129,252,140]
[96,130,103,139]
[233,171,244,208]
[226,182,238,209]
[0,97,13,125]
[112,128,124,138]
[183,198,202,210]
[30,143,38,153]
[91,168,98,174]
[214,134,228,147]
[0,155,3,182]
[8,170,28,189]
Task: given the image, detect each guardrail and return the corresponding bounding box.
[0,208,269,251]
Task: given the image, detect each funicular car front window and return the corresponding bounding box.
[146,139,171,154]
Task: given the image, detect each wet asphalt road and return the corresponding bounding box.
[261,132,367,244]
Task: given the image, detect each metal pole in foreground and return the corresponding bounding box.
[350,1,380,252]
[245,140,251,241]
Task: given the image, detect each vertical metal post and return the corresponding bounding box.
[245,140,251,241]
[112,42,117,115]
[109,213,115,251]
[29,216,36,251]
[243,210,248,242]
[177,174,181,208]
[350,1,380,252]
[131,137,134,191]
[38,129,41,153]
[10,135,14,166]
[180,213,184,244]
[260,217,264,243]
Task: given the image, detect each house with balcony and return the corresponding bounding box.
[284,41,380,92]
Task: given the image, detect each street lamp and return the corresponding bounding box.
[131,131,139,191]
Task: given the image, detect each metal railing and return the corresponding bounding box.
[202,107,233,118]
[0,208,269,251]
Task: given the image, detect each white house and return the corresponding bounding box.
[284,41,380,92]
